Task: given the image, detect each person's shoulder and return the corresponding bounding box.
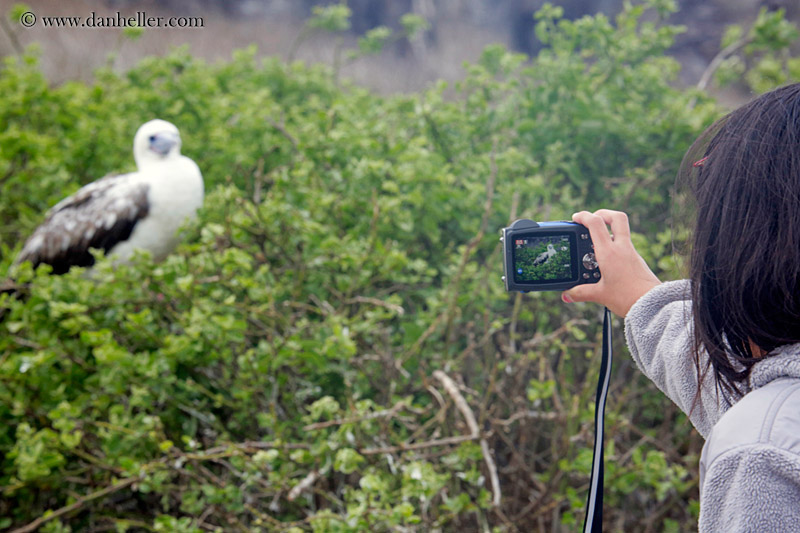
[703,378,800,464]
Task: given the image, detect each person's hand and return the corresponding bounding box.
[562,209,661,318]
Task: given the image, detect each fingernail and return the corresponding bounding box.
[562,293,574,303]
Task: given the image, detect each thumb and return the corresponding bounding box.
[562,283,600,304]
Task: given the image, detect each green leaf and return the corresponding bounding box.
[358,26,392,55]
[8,3,31,24]
[122,26,144,41]
[308,4,351,33]
[400,13,429,38]
[334,448,365,474]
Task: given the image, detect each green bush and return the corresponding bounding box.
[1,2,797,532]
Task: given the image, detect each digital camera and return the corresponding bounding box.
[501,219,600,292]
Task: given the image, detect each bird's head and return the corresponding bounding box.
[133,119,182,168]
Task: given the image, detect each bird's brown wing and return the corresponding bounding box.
[16,174,150,274]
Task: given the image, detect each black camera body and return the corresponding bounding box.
[501,219,600,292]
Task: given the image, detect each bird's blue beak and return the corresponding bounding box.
[149,132,180,156]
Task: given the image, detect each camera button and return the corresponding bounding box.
[580,233,589,240]
[582,252,598,270]
[583,273,590,279]
[593,272,600,279]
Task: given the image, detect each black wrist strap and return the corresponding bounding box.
[582,307,613,533]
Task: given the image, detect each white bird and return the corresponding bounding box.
[533,243,557,266]
[15,119,204,274]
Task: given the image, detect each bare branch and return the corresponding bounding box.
[360,433,483,455]
[433,370,501,507]
[267,116,299,151]
[10,476,140,533]
[344,295,405,315]
[303,400,407,431]
[287,470,320,501]
[696,34,752,91]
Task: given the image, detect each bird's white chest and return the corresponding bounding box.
[110,157,204,262]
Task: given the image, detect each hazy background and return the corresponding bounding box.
[1,0,799,100]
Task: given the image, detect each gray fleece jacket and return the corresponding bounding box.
[624,280,800,532]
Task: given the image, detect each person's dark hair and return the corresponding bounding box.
[679,83,800,400]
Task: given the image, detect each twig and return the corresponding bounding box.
[177,403,216,425]
[520,319,589,350]
[287,25,311,62]
[188,440,310,457]
[492,506,523,533]
[490,410,562,427]
[10,476,140,533]
[198,505,215,527]
[423,111,453,163]
[404,385,448,443]
[303,400,407,431]
[404,311,445,359]
[426,384,446,411]
[433,370,501,507]
[267,117,299,152]
[11,336,41,350]
[287,470,320,501]
[433,371,478,433]
[360,433,483,455]
[252,157,265,204]
[369,188,380,241]
[508,292,523,354]
[458,324,499,367]
[344,295,405,315]
[508,190,520,223]
[489,418,547,495]
[696,35,752,92]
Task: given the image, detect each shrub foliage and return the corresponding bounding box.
[1,2,798,532]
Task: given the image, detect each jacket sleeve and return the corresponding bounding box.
[623,280,727,438]
[699,445,800,532]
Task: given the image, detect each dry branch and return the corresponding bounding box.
[345,295,405,315]
[287,470,320,501]
[303,400,407,431]
[433,370,502,507]
[360,433,483,455]
[10,476,141,533]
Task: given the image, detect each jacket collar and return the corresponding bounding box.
[749,343,800,390]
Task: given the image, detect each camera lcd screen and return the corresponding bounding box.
[512,233,576,284]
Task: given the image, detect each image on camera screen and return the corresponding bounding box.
[513,235,572,282]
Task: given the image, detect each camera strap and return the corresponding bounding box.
[582,307,613,533]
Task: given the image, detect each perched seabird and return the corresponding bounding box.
[533,243,557,266]
[15,119,204,274]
